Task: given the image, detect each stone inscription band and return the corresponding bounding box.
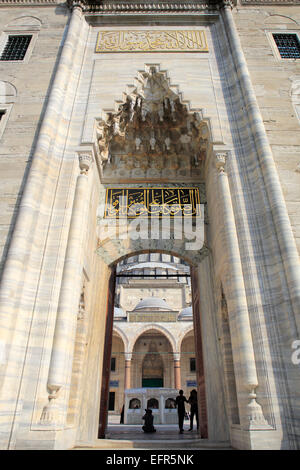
[104,187,201,218]
[95,30,208,52]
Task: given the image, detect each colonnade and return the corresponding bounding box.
[123,351,184,391]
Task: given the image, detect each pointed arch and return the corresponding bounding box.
[177,325,195,352]
[128,323,176,354]
[112,325,129,353]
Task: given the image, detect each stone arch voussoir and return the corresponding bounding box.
[128,323,177,354]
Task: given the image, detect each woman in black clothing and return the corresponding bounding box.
[175,390,188,434]
[188,389,199,431]
[142,409,156,433]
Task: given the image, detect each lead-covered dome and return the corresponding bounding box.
[178,306,193,320]
[134,297,172,311]
[114,306,126,318]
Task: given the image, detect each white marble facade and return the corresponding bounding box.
[0,0,299,451]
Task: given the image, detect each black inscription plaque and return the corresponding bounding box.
[104,188,200,218]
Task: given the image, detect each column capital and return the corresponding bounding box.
[219,0,235,10]
[67,0,87,12]
[215,152,228,173]
[77,152,93,175]
[125,352,132,362]
[173,352,181,362]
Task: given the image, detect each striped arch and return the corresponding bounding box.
[112,325,129,353]
[128,323,177,354]
[177,325,195,352]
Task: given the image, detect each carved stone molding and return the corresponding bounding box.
[219,0,234,8]
[240,0,300,4]
[1,0,297,9]
[66,0,227,13]
[0,0,61,5]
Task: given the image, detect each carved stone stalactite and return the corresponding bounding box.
[96,66,209,180]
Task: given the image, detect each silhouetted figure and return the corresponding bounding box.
[188,389,199,431]
[175,390,188,433]
[142,409,156,433]
[120,404,124,424]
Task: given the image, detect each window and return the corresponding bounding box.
[190,357,196,372]
[0,81,16,141]
[108,392,115,411]
[111,357,116,372]
[0,35,32,61]
[129,398,141,409]
[0,16,41,64]
[165,398,176,409]
[273,33,300,59]
[147,398,159,409]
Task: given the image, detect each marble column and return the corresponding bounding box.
[0,5,85,366]
[173,353,181,390]
[124,353,132,390]
[40,152,93,426]
[160,395,165,424]
[221,1,300,323]
[215,152,269,430]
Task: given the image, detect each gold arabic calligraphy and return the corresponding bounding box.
[96,30,208,53]
[104,188,201,218]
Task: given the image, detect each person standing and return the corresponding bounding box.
[175,389,188,434]
[120,404,124,424]
[188,389,199,431]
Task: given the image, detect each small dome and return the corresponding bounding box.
[134,297,172,311]
[114,306,126,318]
[178,306,193,320]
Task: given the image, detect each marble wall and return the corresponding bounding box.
[0,1,299,451]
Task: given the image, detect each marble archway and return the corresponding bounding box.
[64,63,270,447]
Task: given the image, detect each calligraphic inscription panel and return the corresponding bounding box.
[96,30,208,53]
[104,188,201,218]
[129,312,178,322]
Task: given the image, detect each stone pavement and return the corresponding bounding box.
[72,416,232,450]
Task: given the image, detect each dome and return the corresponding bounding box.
[134,297,172,311]
[114,306,126,318]
[178,306,193,320]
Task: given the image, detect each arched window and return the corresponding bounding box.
[165,398,176,409]
[129,398,141,409]
[147,398,159,409]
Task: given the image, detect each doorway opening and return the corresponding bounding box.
[98,252,208,439]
